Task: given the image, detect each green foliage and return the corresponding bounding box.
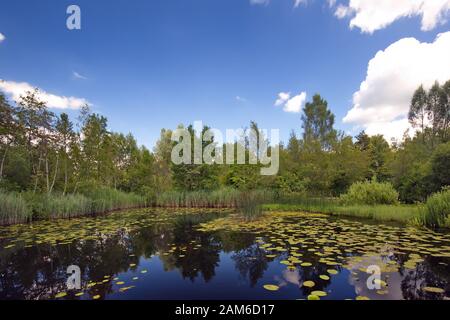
[340,180,399,205]
[0,190,31,225]
[422,189,450,228]
[430,142,450,189]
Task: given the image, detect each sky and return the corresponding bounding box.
[1,0,450,148]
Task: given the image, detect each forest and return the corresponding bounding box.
[0,81,449,227]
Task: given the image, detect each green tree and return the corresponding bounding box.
[301,94,337,151]
[409,85,428,136]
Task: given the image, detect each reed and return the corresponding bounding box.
[83,187,147,214]
[0,190,32,225]
[24,193,92,220]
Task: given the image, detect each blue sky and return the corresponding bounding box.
[1,0,450,147]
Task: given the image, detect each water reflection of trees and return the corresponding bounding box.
[0,215,226,299]
[400,256,450,300]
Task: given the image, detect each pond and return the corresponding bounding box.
[0,209,449,300]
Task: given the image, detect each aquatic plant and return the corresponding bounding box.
[155,188,274,209]
[263,203,422,224]
[82,187,147,214]
[0,190,31,225]
[25,193,92,220]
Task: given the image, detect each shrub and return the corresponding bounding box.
[340,180,399,205]
[0,190,31,225]
[422,189,450,228]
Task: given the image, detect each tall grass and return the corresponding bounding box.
[263,202,422,224]
[422,189,450,228]
[236,191,266,220]
[155,188,275,210]
[0,191,32,225]
[24,193,92,220]
[82,187,147,214]
[0,187,148,225]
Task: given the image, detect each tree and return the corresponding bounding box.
[409,85,428,136]
[55,113,75,194]
[430,142,450,190]
[16,90,56,193]
[355,131,370,151]
[439,80,450,141]
[171,124,219,191]
[301,94,337,151]
[0,93,16,183]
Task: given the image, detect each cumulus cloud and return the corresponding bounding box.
[334,0,450,33]
[343,32,450,141]
[275,91,307,113]
[0,79,90,110]
[0,33,5,43]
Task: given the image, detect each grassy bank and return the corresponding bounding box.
[263,202,422,224]
[0,188,147,225]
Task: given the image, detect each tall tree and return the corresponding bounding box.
[301,94,337,151]
[409,85,428,136]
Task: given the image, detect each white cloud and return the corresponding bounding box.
[250,0,270,5]
[343,32,450,142]
[275,91,307,113]
[275,92,291,106]
[0,79,90,110]
[294,0,307,8]
[334,0,450,33]
[0,33,5,43]
[72,71,88,80]
[235,95,247,102]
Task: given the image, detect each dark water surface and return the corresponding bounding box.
[0,209,449,300]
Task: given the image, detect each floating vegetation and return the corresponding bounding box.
[1,209,449,300]
[311,291,327,297]
[197,211,450,300]
[422,287,445,294]
[303,281,315,288]
[263,285,280,291]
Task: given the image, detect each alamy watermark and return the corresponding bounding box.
[171,121,280,176]
[66,5,81,30]
[66,265,81,290]
[366,265,382,290]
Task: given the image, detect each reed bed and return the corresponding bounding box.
[155,188,275,209]
[0,191,32,225]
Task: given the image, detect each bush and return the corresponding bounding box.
[0,190,31,225]
[422,189,450,228]
[340,180,399,205]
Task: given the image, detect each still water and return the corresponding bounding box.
[0,209,449,300]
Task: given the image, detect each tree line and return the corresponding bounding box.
[1,81,449,204]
